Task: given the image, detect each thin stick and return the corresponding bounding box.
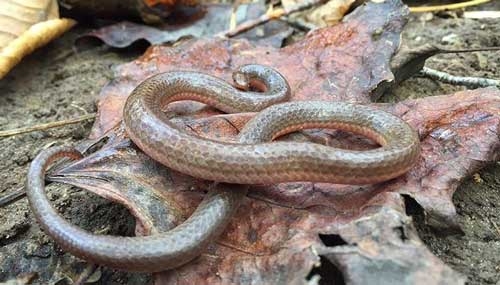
[409,0,490,13]
[0,186,26,207]
[0,146,80,208]
[0,113,95,138]
[437,46,500,53]
[419,67,500,88]
[219,0,325,38]
[280,16,317,31]
[491,219,500,238]
[464,11,500,19]
[73,264,99,285]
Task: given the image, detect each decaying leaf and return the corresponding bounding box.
[380,89,500,229]
[320,206,466,284]
[0,0,76,79]
[76,3,292,49]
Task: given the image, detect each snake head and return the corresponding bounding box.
[232,64,276,92]
[232,70,252,91]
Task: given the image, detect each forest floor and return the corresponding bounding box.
[0,1,499,284]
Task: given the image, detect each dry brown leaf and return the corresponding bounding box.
[306,0,356,26]
[283,0,356,27]
[0,0,58,47]
[0,0,76,79]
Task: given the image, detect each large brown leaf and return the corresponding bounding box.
[26,0,500,284]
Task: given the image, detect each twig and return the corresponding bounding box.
[0,113,96,138]
[73,264,99,285]
[280,16,317,31]
[219,0,325,38]
[490,219,500,238]
[409,0,491,13]
[0,141,88,209]
[0,186,26,207]
[387,44,500,89]
[433,46,500,54]
[464,11,500,19]
[419,67,500,88]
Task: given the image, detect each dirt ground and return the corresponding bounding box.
[0,2,499,285]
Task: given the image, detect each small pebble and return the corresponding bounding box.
[441,33,459,45]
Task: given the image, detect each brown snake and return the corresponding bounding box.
[27,65,420,272]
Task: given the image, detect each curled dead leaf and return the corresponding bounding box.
[0,0,76,79]
[0,0,58,48]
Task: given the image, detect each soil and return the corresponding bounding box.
[0,2,499,284]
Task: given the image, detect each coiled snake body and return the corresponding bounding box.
[27,65,420,272]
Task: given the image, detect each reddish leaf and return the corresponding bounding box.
[380,89,500,228]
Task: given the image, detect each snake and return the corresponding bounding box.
[26,64,420,272]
